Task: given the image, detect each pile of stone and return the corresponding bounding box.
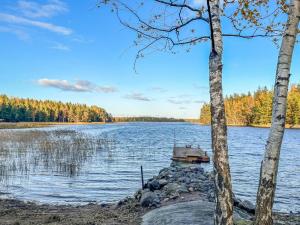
[134,162,215,208]
[134,162,256,216]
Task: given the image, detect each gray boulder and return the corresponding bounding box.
[158,179,168,187]
[140,191,160,208]
[163,183,188,196]
[149,180,160,191]
[238,200,255,214]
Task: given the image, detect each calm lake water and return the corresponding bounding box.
[0,122,299,212]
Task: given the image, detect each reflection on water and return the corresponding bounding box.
[0,123,299,213]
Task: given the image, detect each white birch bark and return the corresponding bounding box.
[255,1,300,224]
[208,1,234,224]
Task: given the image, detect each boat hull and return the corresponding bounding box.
[172,156,210,163]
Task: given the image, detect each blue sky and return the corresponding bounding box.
[0,0,299,119]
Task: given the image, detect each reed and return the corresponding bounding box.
[0,129,116,181]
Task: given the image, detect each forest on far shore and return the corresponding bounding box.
[113,117,185,122]
[0,95,113,122]
[200,84,300,126]
[0,95,186,123]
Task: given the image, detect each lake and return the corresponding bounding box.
[0,122,299,213]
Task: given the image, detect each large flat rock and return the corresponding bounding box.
[142,200,215,225]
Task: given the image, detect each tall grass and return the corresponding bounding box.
[0,129,116,182]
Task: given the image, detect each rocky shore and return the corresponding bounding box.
[0,162,298,225]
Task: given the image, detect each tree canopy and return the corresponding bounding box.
[200,84,300,126]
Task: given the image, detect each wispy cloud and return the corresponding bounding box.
[168,99,191,105]
[124,93,152,101]
[194,100,206,104]
[168,94,205,105]
[96,85,119,93]
[150,87,167,93]
[0,25,29,40]
[17,0,68,18]
[0,13,72,35]
[71,36,94,44]
[51,42,70,51]
[37,79,118,93]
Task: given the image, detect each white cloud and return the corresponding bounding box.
[124,93,152,101]
[37,79,118,93]
[0,13,72,35]
[17,0,68,18]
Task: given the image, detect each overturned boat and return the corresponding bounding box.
[172,144,210,163]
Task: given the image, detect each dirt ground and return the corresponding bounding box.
[0,194,299,225]
[0,192,206,225]
[0,198,145,225]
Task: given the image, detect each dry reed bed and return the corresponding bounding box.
[0,129,116,182]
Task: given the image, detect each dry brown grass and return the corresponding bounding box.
[0,122,107,129]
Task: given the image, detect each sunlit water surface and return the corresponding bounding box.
[0,123,299,212]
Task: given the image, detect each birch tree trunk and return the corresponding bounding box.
[255,1,300,224]
[208,1,234,224]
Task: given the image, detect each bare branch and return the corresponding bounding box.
[154,0,200,12]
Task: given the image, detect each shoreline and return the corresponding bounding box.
[0,163,298,225]
[194,123,300,129]
[1,121,300,130]
[0,122,107,129]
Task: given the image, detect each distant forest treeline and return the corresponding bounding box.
[0,95,113,122]
[200,85,300,126]
[113,117,185,122]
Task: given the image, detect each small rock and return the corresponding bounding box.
[46,215,61,223]
[178,176,191,184]
[158,179,168,187]
[100,202,108,207]
[188,187,194,192]
[163,198,170,202]
[198,174,207,181]
[177,184,189,193]
[163,183,179,195]
[117,200,125,206]
[134,190,142,200]
[149,180,160,191]
[140,191,160,208]
[170,192,180,199]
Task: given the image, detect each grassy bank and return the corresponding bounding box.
[2,121,300,130]
[0,122,106,129]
